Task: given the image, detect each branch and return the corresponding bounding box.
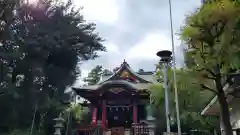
[189,23,204,29]
[202,75,216,80]
[197,68,216,78]
[213,20,226,38]
[196,42,216,78]
[200,84,218,94]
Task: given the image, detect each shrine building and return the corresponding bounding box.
[72,61,157,135]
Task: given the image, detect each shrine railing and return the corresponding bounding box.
[76,124,102,135]
[132,122,149,135]
[92,127,101,135]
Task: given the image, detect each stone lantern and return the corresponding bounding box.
[53,117,65,135]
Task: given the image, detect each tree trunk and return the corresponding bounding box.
[216,77,233,135]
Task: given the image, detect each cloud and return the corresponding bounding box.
[105,43,120,54]
[73,0,119,23]
[72,0,201,84]
[126,32,172,60]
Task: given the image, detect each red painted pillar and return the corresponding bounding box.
[92,107,97,124]
[101,100,106,129]
[133,100,138,123]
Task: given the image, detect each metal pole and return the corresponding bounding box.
[30,104,37,135]
[65,91,74,135]
[65,111,71,135]
[167,0,181,134]
[163,62,170,133]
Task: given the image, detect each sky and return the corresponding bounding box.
[72,0,202,86]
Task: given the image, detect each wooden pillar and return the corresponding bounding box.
[92,107,97,124]
[133,100,138,123]
[102,100,106,129]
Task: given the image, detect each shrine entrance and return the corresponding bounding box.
[107,106,133,128]
[73,61,156,135]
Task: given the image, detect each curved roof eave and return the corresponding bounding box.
[71,80,152,94]
[97,64,153,84]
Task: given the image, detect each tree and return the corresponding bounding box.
[150,68,217,134]
[180,0,240,134]
[0,0,16,42]
[102,69,113,75]
[62,103,90,135]
[84,65,103,85]
[0,0,105,133]
[0,0,18,96]
[138,69,144,73]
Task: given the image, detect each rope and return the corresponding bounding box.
[106,104,133,108]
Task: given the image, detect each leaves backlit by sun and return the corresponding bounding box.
[25,0,47,9]
[25,0,40,6]
[28,0,39,4]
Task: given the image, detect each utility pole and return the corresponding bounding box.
[167,0,181,134]
[156,50,172,133]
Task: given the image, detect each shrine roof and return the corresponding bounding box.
[73,80,152,92]
[98,60,157,84]
[72,80,151,101]
[72,60,155,100]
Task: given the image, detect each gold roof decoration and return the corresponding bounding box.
[120,70,130,78]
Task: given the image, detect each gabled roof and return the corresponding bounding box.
[72,60,156,102]
[201,74,240,116]
[73,81,152,92]
[72,80,151,102]
[97,60,157,84]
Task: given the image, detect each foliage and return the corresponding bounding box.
[83,65,103,85]
[182,0,240,72]
[83,65,114,85]
[0,0,16,42]
[180,0,240,134]
[0,0,105,134]
[62,103,90,135]
[65,104,89,121]
[102,68,113,75]
[150,68,217,134]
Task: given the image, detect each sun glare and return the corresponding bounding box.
[26,0,39,5]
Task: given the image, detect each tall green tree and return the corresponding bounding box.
[0,0,18,97]
[84,65,103,85]
[181,0,240,134]
[0,0,105,133]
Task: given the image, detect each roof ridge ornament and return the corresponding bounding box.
[122,59,130,67]
[97,60,152,84]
